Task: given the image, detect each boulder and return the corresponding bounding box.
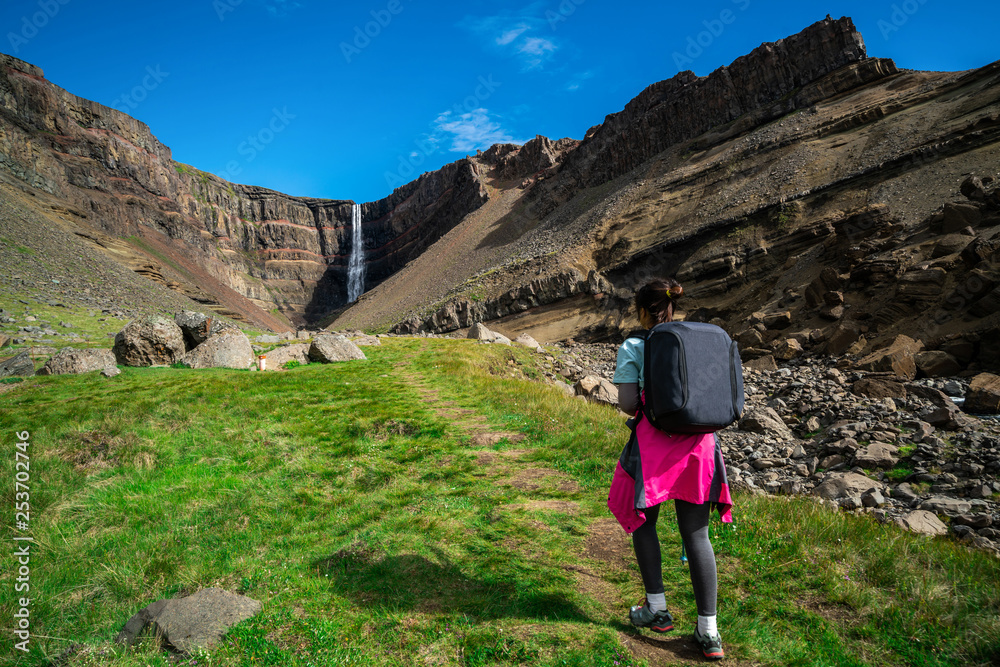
[0,334,9,349]
[737,328,764,349]
[762,311,793,330]
[513,333,544,352]
[174,311,225,350]
[309,335,366,363]
[960,175,987,201]
[180,329,255,369]
[919,496,971,514]
[940,202,983,232]
[922,401,975,430]
[116,588,261,654]
[467,322,511,345]
[255,334,281,344]
[739,407,794,440]
[825,323,862,356]
[101,367,121,378]
[851,378,906,399]
[0,350,34,377]
[262,344,310,370]
[895,510,947,536]
[856,334,923,380]
[963,373,1000,414]
[37,348,117,376]
[573,375,618,406]
[744,355,778,372]
[853,442,899,469]
[812,472,882,501]
[953,513,993,529]
[773,338,803,360]
[114,317,186,367]
[914,351,962,378]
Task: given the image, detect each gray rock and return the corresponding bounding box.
[468,322,511,345]
[174,311,225,350]
[812,472,882,500]
[964,373,1000,414]
[574,375,619,406]
[180,329,255,370]
[919,496,972,514]
[0,350,34,377]
[895,510,947,536]
[513,333,544,352]
[116,588,261,654]
[861,489,886,507]
[37,348,117,376]
[309,335,366,363]
[853,442,899,469]
[101,366,121,378]
[819,454,845,469]
[953,513,993,529]
[255,335,281,344]
[262,344,310,370]
[892,482,919,502]
[114,317,186,367]
[739,406,794,440]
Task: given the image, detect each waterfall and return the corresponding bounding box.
[347,203,365,303]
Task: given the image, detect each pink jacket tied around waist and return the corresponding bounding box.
[608,411,733,533]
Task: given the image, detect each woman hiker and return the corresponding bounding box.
[607,277,733,661]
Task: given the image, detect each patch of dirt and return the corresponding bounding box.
[470,432,525,446]
[584,517,633,569]
[473,449,527,466]
[618,631,713,667]
[564,563,621,612]
[796,595,858,626]
[506,466,578,493]
[502,500,579,514]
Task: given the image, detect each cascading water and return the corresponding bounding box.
[347,203,365,302]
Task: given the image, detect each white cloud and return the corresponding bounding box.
[496,24,529,45]
[460,10,560,70]
[432,109,525,153]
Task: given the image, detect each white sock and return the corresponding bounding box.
[645,592,666,612]
[698,614,718,637]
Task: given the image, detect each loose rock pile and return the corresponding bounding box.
[495,331,1000,554]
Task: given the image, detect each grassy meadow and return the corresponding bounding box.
[1,337,998,666]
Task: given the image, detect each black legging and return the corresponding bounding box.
[631,500,717,616]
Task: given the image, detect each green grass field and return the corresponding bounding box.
[1,338,998,666]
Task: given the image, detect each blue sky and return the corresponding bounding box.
[3,0,998,204]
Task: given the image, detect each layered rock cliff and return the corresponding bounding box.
[0,53,491,325]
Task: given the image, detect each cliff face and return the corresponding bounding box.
[0,53,488,324]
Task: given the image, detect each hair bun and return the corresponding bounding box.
[668,285,684,298]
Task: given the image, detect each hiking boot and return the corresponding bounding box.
[628,598,674,632]
[694,626,724,660]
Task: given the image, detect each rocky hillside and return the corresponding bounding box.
[0,54,515,326]
[354,18,1000,377]
[2,16,999,369]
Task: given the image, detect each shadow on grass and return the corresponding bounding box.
[311,544,592,623]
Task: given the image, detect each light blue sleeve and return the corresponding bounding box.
[613,338,644,389]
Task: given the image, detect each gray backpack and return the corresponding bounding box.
[633,321,745,433]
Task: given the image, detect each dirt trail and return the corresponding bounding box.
[395,343,730,666]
